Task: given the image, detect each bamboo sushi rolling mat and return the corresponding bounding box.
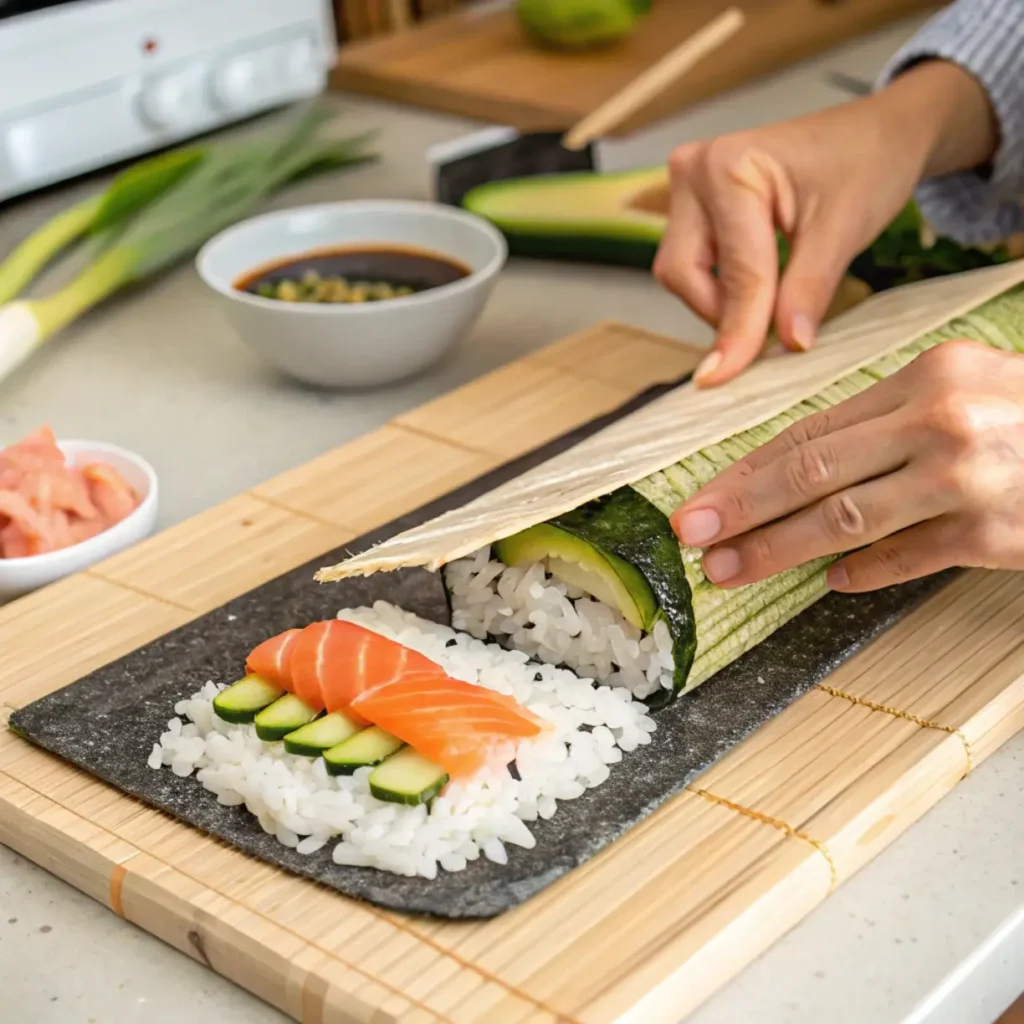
[1,321,1023,1024]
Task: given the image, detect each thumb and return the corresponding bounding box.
[774,221,859,352]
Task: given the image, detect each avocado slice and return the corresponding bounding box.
[462,167,670,268]
[494,522,658,631]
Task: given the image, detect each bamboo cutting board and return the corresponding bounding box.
[330,0,941,133]
[1,322,1023,1023]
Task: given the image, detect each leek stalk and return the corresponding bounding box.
[0,106,376,384]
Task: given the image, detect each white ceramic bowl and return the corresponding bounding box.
[0,439,159,604]
[196,200,508,388]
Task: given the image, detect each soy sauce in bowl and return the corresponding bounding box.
[235,244,471,304]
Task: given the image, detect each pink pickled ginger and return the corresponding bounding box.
[0,426,140,559]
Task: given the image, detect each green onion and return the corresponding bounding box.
[0,106,376,384]
[0,146,205,304]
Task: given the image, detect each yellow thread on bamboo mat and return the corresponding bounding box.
[817,684,974,776]
[300,961,457,1024]
[109,863,128,918]
[692,788,839,893]
[300,970,326,1024]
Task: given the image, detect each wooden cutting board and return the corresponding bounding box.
[1,321,1022,1023]
[330,0,941,133]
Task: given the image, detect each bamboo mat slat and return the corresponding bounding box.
[529,322,702,390]
[1,321,1022,1024]
[91,495,353,613]
[0,574,194,708]
[253,424,498,534]
[393,362,631,460]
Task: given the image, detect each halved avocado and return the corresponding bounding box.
[494,522,658,630]
[459,166,873,320]
[462,166,669,268]
[463,172,998,308]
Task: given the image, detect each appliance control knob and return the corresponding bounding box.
[286,37,316,78]
[138,74,198,131]
[211,57,258,112]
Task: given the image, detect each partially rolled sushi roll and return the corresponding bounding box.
[445,485,833,706]
[445,287,1024,704]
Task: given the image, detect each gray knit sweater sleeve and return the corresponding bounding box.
[877,0,1024,244]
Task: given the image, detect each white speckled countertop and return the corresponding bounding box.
[1,15,1022,1023]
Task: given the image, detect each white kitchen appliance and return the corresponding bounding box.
[0,0,338,203]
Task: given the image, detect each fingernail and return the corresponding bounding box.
[675,507,722,546]
[694,350,722,385]
[704,547,741,584]
[790,314,815,351]
[827,563,849,590]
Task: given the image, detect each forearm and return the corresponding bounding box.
[867,59,998,181]
[876,0,1024,245]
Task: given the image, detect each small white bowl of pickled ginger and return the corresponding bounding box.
[0,427,158,603]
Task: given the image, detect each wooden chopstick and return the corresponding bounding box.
[561,7,746,151]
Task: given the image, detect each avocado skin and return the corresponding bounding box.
[461,167,666,268]
[497,231,659,268]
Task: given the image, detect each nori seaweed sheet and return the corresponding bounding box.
[9,374,957,919]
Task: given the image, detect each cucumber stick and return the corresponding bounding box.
[254,695,317,741]
[324,726,405,776]
[369,748,448,806]
[283,711,362,757]
[213,675,284,724]
[211,686,438,798]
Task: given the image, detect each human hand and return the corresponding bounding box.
[653,60,999,387]
[670,341,1024,592]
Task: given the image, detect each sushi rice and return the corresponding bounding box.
[446,548,675,701]
[150,600,656,879]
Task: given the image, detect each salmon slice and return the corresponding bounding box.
[245,628,303,690]
[351,674,547,780]
[287,621,366,720]
[288,620,444,719]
